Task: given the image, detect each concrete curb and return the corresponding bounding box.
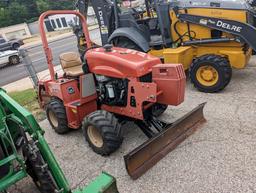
[3,65,63,92]
[24,34,74,50]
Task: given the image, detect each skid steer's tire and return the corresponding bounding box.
[46,99,70,134]
[23,141,57,193]
[0,146,9,179]
[189,55,232,93]
[152,103,168,117]
[82,110,123,156]
[113,37,142,51]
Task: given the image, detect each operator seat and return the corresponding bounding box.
[59,52,84,77]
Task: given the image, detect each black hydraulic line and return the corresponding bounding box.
[181,38,234,46]
[184,9,193,41]
[186,23,193,40]
[174,21,197,43]
[174,21,183,42]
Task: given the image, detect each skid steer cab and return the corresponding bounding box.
[38,10,206,179]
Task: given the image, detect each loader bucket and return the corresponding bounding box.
[124,103,206,180]
[73,172,119,193]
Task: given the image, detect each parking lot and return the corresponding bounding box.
[8,56,256,193]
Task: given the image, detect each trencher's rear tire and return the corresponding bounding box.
[46,99,70,134]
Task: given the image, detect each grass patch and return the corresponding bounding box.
[9,89,37,106]
[8,89,46,121]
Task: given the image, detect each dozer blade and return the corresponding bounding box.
[124,103,206,180]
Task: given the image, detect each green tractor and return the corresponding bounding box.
[0,88,118,193]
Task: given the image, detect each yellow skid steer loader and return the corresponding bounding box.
[75,0,256,93]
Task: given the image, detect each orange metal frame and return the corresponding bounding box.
[37,10,186,129]
[38,11,97,129]
[39,10,92,81]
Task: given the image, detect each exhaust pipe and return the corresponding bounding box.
[124,103,206,180]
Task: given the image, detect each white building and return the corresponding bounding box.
[45,8,96,31]
[0,8,97,39]
[0,23,31,40]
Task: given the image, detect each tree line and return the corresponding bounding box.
[0,0,74,28]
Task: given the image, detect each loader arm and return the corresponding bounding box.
[174,8,256,51]
[0,88,71,192]
[0,88,119,193]
[76,0,114,45]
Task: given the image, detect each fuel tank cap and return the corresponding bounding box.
[103,44,113,52]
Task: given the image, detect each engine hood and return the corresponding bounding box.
[86,47,161,78]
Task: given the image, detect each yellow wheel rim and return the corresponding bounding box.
[196,65,219,87]
[87,126,103,148]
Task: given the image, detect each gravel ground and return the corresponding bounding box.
[8,57,256,193]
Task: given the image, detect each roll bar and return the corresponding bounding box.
[39,10,92,81]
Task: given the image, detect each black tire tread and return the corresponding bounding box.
[82,110,123,156]
[23,141,57,193]
[9,55,20,65]
[46,99,70,134]
[189,54,232,93]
